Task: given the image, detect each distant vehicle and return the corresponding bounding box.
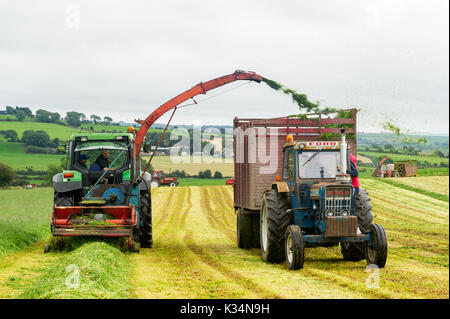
[151,170,178,188]
[225,177,234,185]
[23,183,36,189]
[372,157,417,178]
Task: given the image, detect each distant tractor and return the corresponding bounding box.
[234,110,388,269]
[372,157,417,178]
[150,170,178,188]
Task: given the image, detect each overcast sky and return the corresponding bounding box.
[0,0,448,134]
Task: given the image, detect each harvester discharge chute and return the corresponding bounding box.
[47,70,263,252]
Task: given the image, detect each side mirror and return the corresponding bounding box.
[57,143,67,154]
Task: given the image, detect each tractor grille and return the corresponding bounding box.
[324,187,352,216]
[325,198,351,215]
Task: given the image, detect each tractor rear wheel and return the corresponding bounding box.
[354,188,373,233]
[285,225,305,270]
[341,242,366,261]
[366,224,388,268]
[260,189,291,263]
[139,190,153,248]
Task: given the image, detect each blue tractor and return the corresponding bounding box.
[259,131,388,269]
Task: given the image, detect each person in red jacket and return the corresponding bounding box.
[338,153,360,197]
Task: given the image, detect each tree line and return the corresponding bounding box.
[2,106,114,127]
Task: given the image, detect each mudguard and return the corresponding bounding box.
[53,173,82,193]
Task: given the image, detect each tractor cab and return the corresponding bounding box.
[280,136,354,234]
[69,134,133,187]
[53,133,136,207]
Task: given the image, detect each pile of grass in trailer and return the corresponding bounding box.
[0,188,52,258]
[19,241,133,299]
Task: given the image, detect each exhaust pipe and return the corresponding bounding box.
[340,129,347,173]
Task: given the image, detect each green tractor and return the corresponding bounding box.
[47,132,153,252]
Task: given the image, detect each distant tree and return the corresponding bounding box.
[5,106,15,114]
[65,111,83,127]
[384,144,394,151]
[213,171,223,179]
[0,163,16,187]
[80,113,87,122]
[198,169,212,178]
[51,137,60,148]
[434,150,445,158]
[22,130,51,147]
[36,109,60,123]
[16,110,26,121]
[90,114,101,124]
[15,107,32,117]
[4,129,18,142]
[103,116,113,124]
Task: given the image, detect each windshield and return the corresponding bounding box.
[74,141,129,171]
[298,151,340,179]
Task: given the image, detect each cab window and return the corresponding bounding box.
[284,149,295,181]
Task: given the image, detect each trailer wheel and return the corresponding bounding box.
[366,224,388,268]
[354,188,373,233]
[341,242,365,261]
[260,189,290,263]
[237,209,259,248]
[139,190,153,248]
[285,225,305,270]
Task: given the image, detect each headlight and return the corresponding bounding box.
[341,210,349,216]
[326,210,334,217]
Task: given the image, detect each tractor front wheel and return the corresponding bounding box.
[139,190,153,248]
[366,224,388,268]
[169,182,177,187]
[285,225,305,270]
[54,192,73,207]
[260,189,290,263]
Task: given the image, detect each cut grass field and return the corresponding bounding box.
[148,155,234,177]
[0,142,63,170]
[0,188,52,258]
[376,177,449,202]
[0,177,448,299]
[177,177,229,186]
[390,176,449,196]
